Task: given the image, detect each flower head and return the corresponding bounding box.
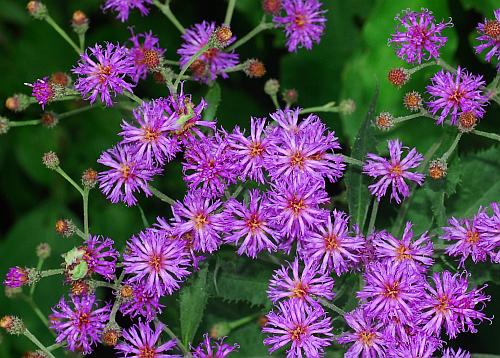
[302,210,364,275]
[426,67,489,125]
[474,9,500,70]
[268,257,334,304]
[389,332,441,358]
[476,202,500,245]
[263,299,333,358]
[123,229,191,296]
[82,235,119,280]
[363,139,425,204]
[128,29,165,82]
[72,43,135,107]
[3,267,30,288]
[50,295,110,354]
[115,321,180,357]
[97,144,161,206]
[442,347,471,358]
[191,334,239,358]
[103,0,153,22]
[388,8,453,64]
[27,77,55,109]
[273,0,326,52]
[178,21,239,83]
[223,189,277,258]
[119,282,163,321]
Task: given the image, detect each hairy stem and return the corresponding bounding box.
[45,16,81,55]
[149,185,176,205]
[224,0,237,26]
[24,329,56,358]
[9,119,41,127]
[300,102,338,115]
[317,298,346,316]
[55,167,84,196]
[174,43,210,91]
[83,187,90,239]
[367,199,379,235]
[158,321,192,357]
[124,91,144,104]
[341,154,364,167]
[440,132,462,162]
[471,129,500,142]
[226,18,273,52]
[153,0,186,34]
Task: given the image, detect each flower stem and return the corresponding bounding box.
[54,166,84,196]
[440,132,462,162]
[153,0,186,34]
[317,298,346,316]
[108,271,125,324]
[173,43,210,92]
[226,17,273,52]
[29,257,45,296]
[58,105,95,119]
[40,269,64,278]
[23,296,49,329]
[83,187,90,239]
[158,321,192,357]
[435,58,456,73]
[392,112,425,125]
[224,0,237,26]
[149,185,176,205]
[367,199,379,235]
[228,312,260,330]
[124,91,143,104]
[9,119,41,127]
[471,129,500,142]
[78,33,85,53]
[270,94,280,109]
[299,102,338,115]
[341,154,364,167]
[23,329,56,358]
[44,16,81,55]
[408,61,435,74]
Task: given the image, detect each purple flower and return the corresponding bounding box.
[474,9,500,70]
[122,230,191,296]
[268,257,334,304]
[442,347,471,358]
[388,8,453,64]
[357,261,424,324]
[82,235,119,280]
[191,334,239,358]
[178,22,239,83]
[119,282,163,321]
[27,77,54,109]
[389,332,441,358]
[128,29,165,82]
[476,202,500,248]
[50,294,110,354]
[273,0,326,52]
[223,189,277,258]
[103,0,153,22]
[421,271,491,338]
[119,99,179,165]
[363,139,425,204]
[426,67,489,125]
[302,210,364,275]
[115,321,180,357]
[97,144,161,206]
[442,214,493,265]
[263,299,333,358]
[267,178,329,251]
[182,133,237,199]
[172,190,225,253]
[227,117,270,184]
[373,222,433,272]
[337,307,388,358]
[3,267,29,288]
[72,43,135,107]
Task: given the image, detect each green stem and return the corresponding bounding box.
[226,18,273,52]
[367,199,379,235]
[47,343,64,352]
[92,280,117,289]
[228,313,260,330]
[174,43,210,91]
[83,187,89,240]
[408,61,435,74]
[299,103,339,115]
[23,296,49,328]
[149,185,176,205]
[75,227,86,240]
[108,271,125,324]
[23,329,56,358]
[436,58,456,72]
[29,258,45,296]
[440,132,462,162]
[158,321,192,357]
[55,167,84,196]
[78,33,85,52]
[45,16,81,55]
[223,63,246,73]
[9,119,41,127]
[163,59,180,66]
[224,0,237,26]
[317,298,346,316]
[392,112,425,125]
[138,204,150,228]
[341,154,363,167]
[58,105,94,119]
[153,0,186,34]
[471,129,500,142]
[270,94,280,109]
[40,269,64,278]
[124,91,143,104]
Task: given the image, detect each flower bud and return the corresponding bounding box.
[190,59,208,78]
[1,316,25,335]
[387,68,410,87]
[26,1,48,20]
[102,326,121,347]
[71,280,90,296]
[243,59,266,78]
[403,91,422,112]
[42,151,59,169]
[484,19,500,39]
[339,99,356,116]
[262,0,282,14]
[55,219,76,237]
[0,117,10,135]
[71,10,89,35]
[209,321,232,338]
[82,168,98,189]
[428,159,448,180]
[4,267,30,288]
[119,284,134,300]
[41,112,58,128]
[257,315,268,327]
[458,111,478,133]
[36,243,51,259]
[264,79,280,96]
[374,112,394,131]
[22,351,47,358]
[212,26,232,48]
[281,88,298,106]
[4,286,23,299]
[50,72,71,87]
[5,94,31,112]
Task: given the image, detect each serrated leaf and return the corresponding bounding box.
[180,266,209,346]
[213,270,271,307]
[203,82,221,121]
[345,88,379,231]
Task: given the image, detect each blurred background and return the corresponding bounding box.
[0,0,499,356]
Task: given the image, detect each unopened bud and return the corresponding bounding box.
[41,112,58,128]
[209,321,232,338]
[119,284,134,300]
[213,26,232,48]
[42,151,59,169]
[190,59,208,78]
[264,79,280,96]
[5,94,31,112]
[403,91,422,112]
[0,117,10,135]
[102,326,121,346]
[257,315,268,327]
[22,351,47,358]
[82,168,98,189]
[4,287,23,299]
[244,59,266,78]
[282,88,298,106]
[27,1,47,20]
[143,50,161,70]
[36,243,51,259]
[339,99,356,116]
[374,112,394,131]
[458,111,478,133]
[55,219,76,237]
[71,10,89,34]
[262,0,282,14]
[387,68,410,87]
[1,316,25,335]
[428,159,447,180]
[50,72,71,87]
[71,280,90,296]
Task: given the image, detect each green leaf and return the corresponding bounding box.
[179,266,209,346]
[471,354,500,358]
[203,82,222,121]
[345,88,379,231]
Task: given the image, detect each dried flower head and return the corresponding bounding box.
[71,10,89,34]
[102,327,121,347]
[374,112,394,131]
[42,151,59,169]
[0,117,10,135]
[82,168,98,189]
[36,243,51,259]
[50,72,71,87]
[55,219,75,237]
[26,1,47,20]
[282,88,298,105]
[213,26,233,48]
[339,98,356,116]
[403,91,423,111]
[40,112,58,128]
[388,68,410,87]
[5,94,30,112]
[263,0,282,14]
[0,316,25,335]
[244,59,266,78]
[428,159,448,180]
[458,111,478,132]
[264,79,280,95]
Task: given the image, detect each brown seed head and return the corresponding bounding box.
[262,0,282,14]
[244,59,266,78]
[374,112,394,131]
[458,111,478,132]
[428,159,448,180]
[403,91,423,112]
[387,68,409,87]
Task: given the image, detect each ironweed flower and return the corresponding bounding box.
[119,282,163,321]
[128,29,165,81]
[82,235,119,281]
[474,9,500,70]
[191,334,239,358]
[27,77,54,109]
[103,0,153,22]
